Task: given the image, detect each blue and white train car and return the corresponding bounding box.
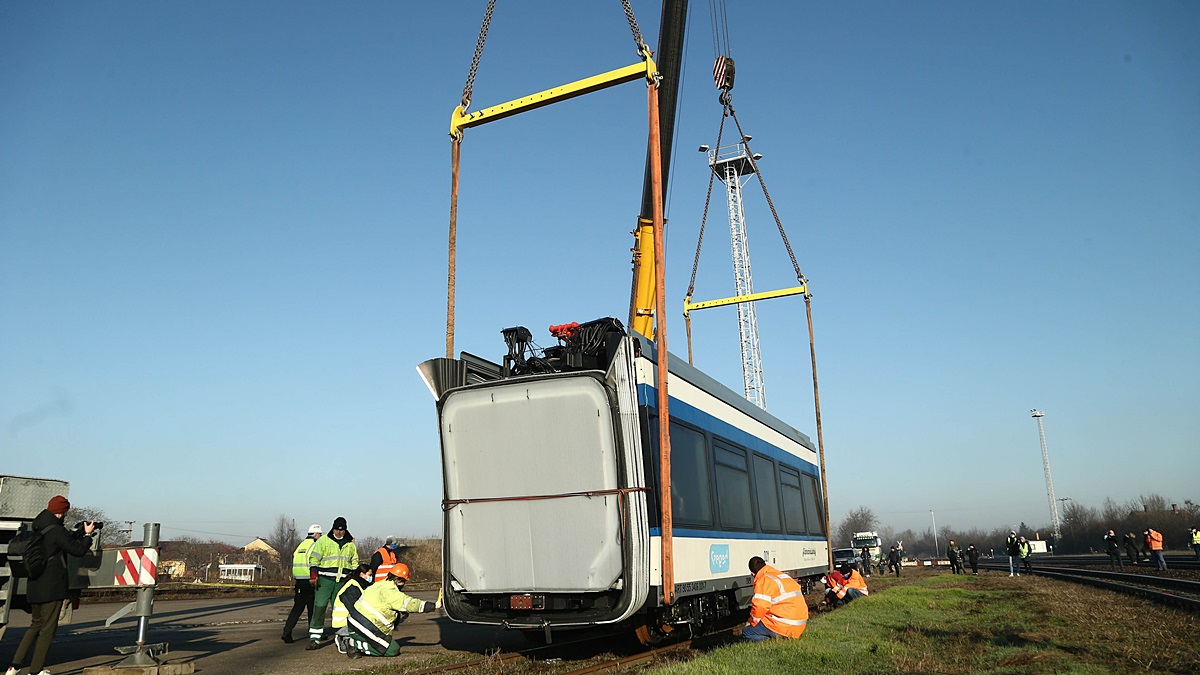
[418,318,828,641]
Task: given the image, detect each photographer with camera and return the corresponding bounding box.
[6,496,96,675]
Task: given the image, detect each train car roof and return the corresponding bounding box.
[631,333,815,451]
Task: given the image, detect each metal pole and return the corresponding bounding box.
[931,510,938,555]
[805,296,833,571]
[1030,409,1061,541]
[648,81,674,607]
[135,523,159,646]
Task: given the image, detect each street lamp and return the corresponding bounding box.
[931,510,938,557]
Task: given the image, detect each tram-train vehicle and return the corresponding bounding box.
[418,317,829,641]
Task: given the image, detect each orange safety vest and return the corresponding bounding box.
[750,564,808,638]
[845,570,869,596]
[372,547,397,583]
[1147,530,1163,551]
[825,571,848,600]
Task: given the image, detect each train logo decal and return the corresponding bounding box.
[709,544,731,573]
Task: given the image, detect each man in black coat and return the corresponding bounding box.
[1104,529,1124,572]
[887,546,902,577]
[7,495,97,675]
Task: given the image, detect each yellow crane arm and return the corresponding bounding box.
[683,284,809,315]
[450,57,658,138]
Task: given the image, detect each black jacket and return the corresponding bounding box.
[1005,536,1020,556]
[1104,534,1121,555]
[25,509,94,604]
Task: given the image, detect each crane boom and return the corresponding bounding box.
[629,0,689,339]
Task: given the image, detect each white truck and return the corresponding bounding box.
[851,531,883,560]
[0,474,72,640]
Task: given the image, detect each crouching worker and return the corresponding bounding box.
[344,563,436,658]
[331,564,373,654]
[743,556,808,642]
[840,563,869,601]
[822,569,849,608]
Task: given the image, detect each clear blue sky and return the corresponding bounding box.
[2,2,1196,545]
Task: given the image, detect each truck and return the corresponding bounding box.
[851,531,883,560]
[0,474,72,640]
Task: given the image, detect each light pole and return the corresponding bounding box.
[1030,409,1062,542]
[930,510,938,557]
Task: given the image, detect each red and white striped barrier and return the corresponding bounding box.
[114,548,158,586]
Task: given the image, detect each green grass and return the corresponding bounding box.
[653,572,1200,674]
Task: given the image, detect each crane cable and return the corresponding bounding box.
[684,4,831,566]
[446,1,650,358]
[446,0,496,358]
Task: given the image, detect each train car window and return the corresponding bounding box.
[713,441,755,530]
[779,465,807,535]
[752,454,782,532]
[669,421,713,526]
[801,473,826,536]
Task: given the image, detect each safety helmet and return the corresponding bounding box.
[308,524,323,535]
[389,563,411,581]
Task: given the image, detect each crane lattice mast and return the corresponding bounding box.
[1030,409,1062,542]
[709,141,766,409]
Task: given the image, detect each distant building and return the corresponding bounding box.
[219,563,264,583]
[243,537,278,556]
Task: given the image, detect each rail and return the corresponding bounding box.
[979,562,1200,612]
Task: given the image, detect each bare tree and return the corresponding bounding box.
[357,535,383,563]
[265,515,298,577]
[835,506,879,549]
[68,505,121,547]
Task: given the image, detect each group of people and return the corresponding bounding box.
[281,517,436,659]
[945,540,981,575]
[1105,527,1174,571]
[741,552,876,643]
[1004,531,1034,575]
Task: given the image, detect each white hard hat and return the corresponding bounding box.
[308,524,323,535]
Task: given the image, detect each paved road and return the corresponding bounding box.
[1,590,526,674]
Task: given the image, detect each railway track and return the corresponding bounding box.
[979,562,1200,611]
[1033,554,1200,571]
[403,625,740,675]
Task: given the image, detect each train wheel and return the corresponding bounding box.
[634,621,673,646]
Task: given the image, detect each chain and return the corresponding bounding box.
[620,0,648,56]
[687,110,727,297]
[461,0,497,111]
[729,105,806,282]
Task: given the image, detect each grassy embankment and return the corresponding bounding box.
[656,571,1200,674]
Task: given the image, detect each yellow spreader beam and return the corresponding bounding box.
[450,57,659,138]
[683,284,808,316]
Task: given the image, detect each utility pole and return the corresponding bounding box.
[1030,409,1062,542]
[930,510,938,557]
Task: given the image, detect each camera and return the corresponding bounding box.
[74,520,104,530]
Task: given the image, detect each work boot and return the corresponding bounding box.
[281,634,294,643]
[305,640,321,651]
[346,644,363,660]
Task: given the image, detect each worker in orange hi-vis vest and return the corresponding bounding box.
[370,536,400,583]
[742,556,808,642]
[1144,528,1167,570]
[841,563,869,600]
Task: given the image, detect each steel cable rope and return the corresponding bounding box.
[727,105,805,282]
[684,0,734,363]
[662,3,694,225]
[445,0,496,358]
[683,111,726,364]
[450,1,654,358]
